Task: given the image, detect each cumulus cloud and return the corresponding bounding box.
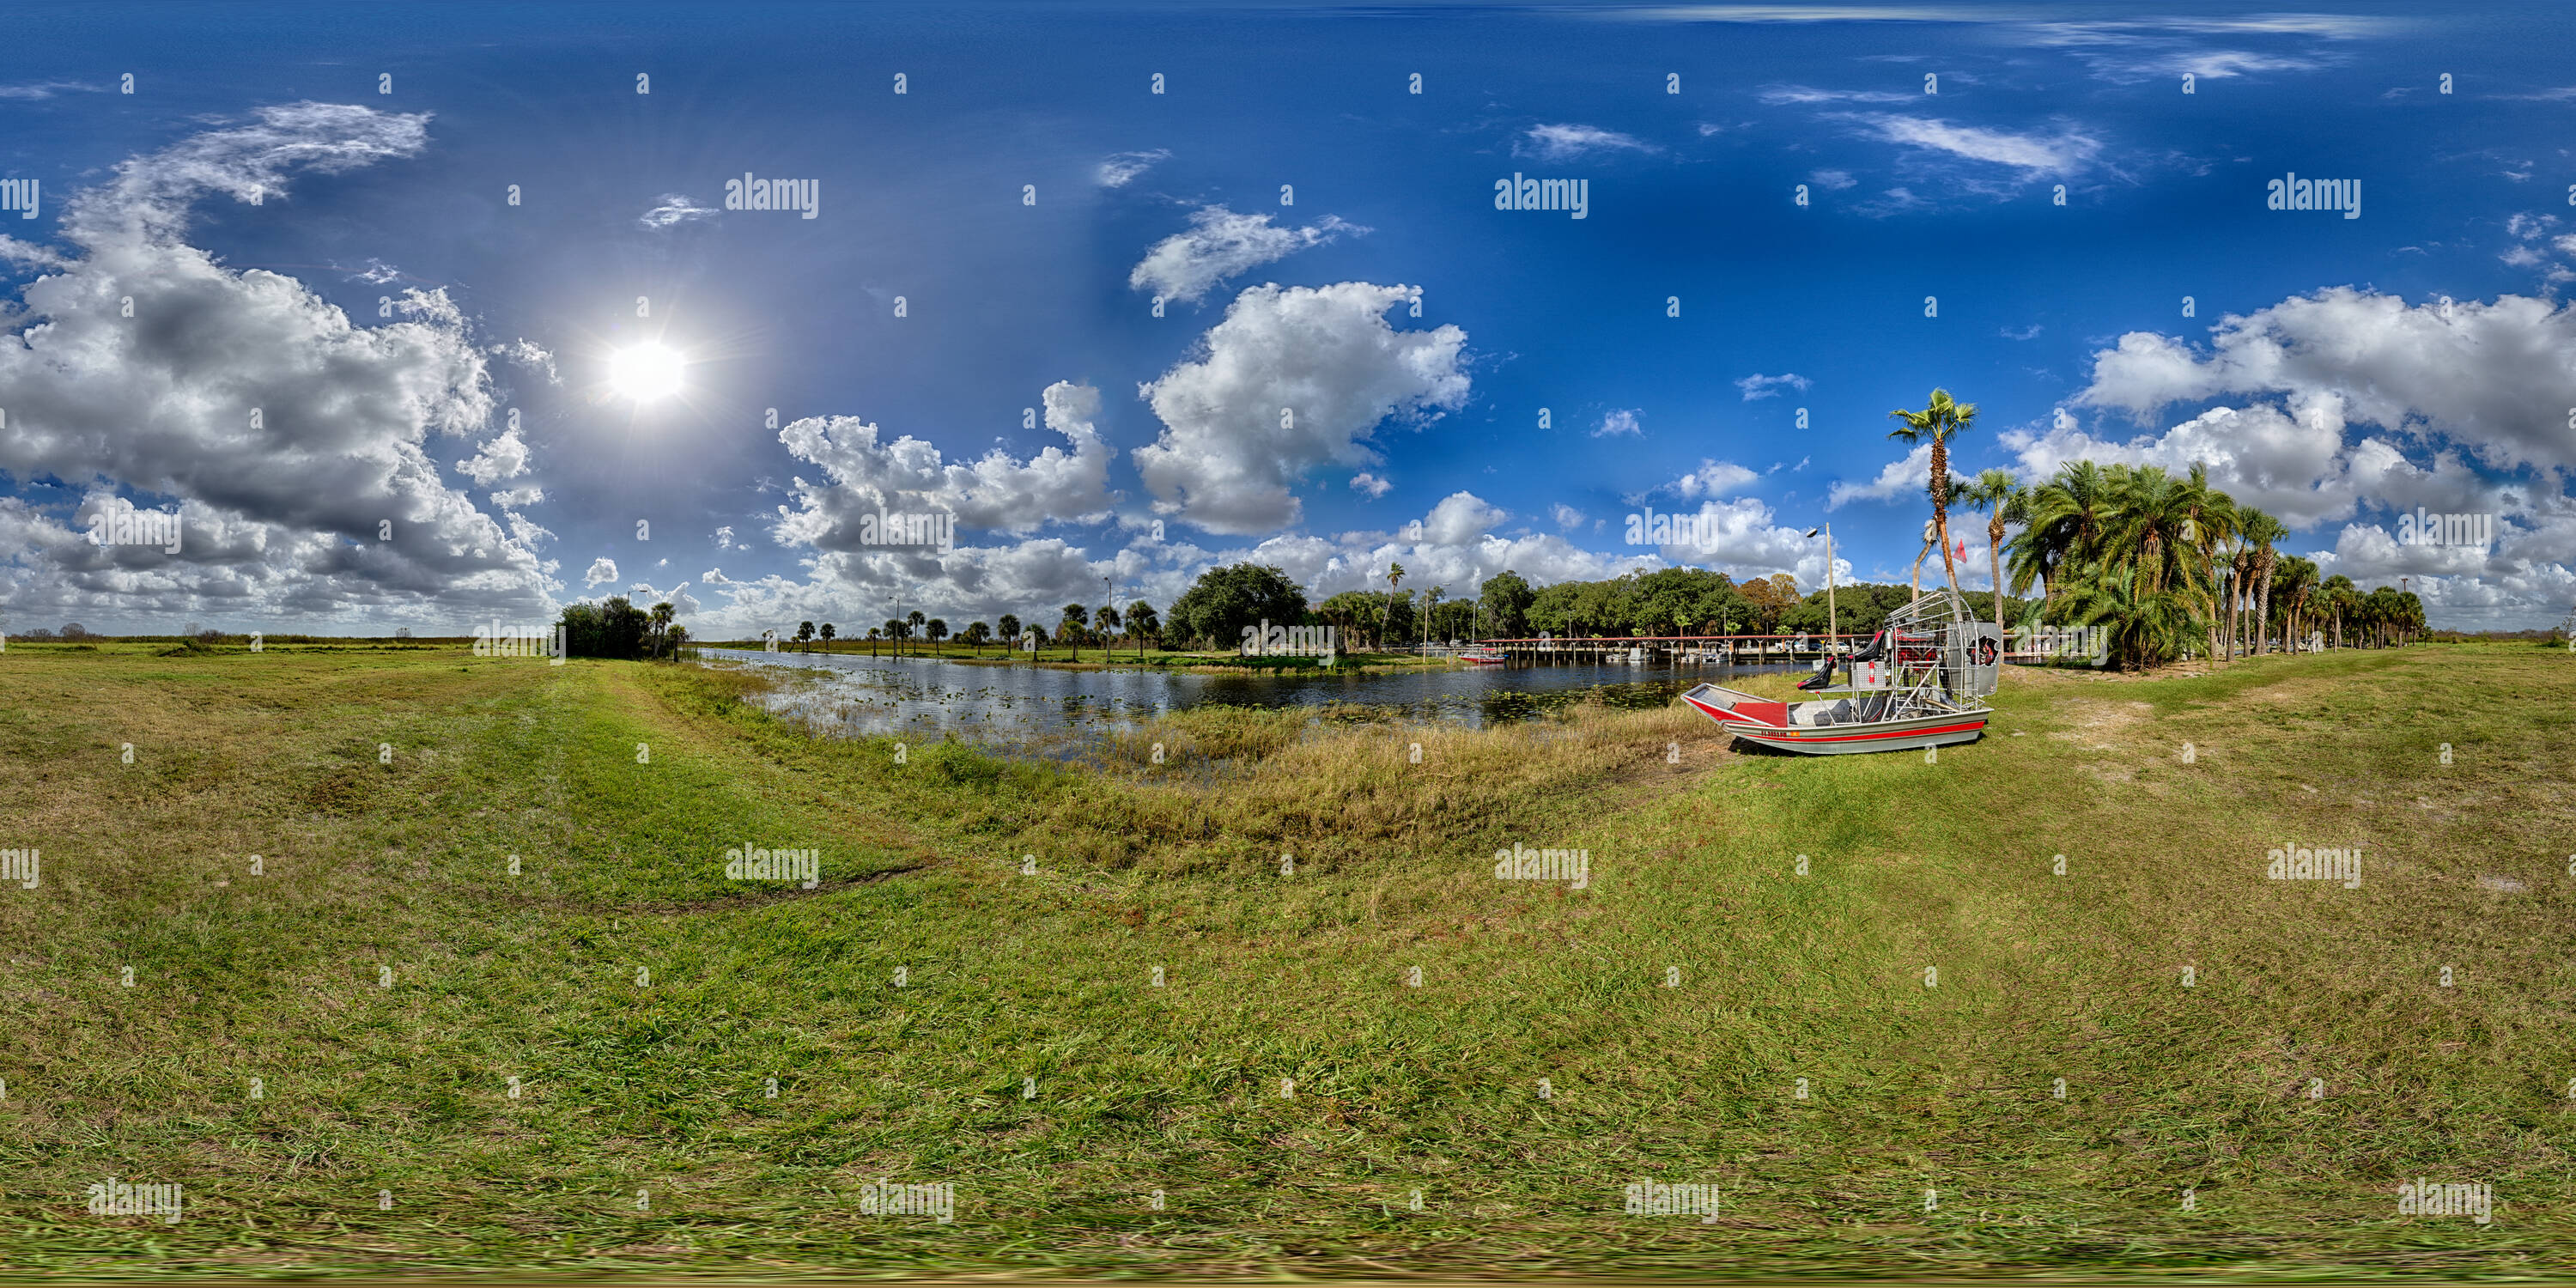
[1127,206,1364,304]
[1550,502,1586,531]
[1810,168,1858,190]
[1516,124,1659,162]
[772,380,1116,550]
[1827,442,1934,509]
[1659,459,1761,501]
[1133,283,1468,535]
[2076,288,2576,475]
[1349,471,1393,499]
[456,427,531,487]
[2024,286,2576,627]
[1095,149,1170,187]
[1593,409,1643,438]
[585,557,619,587]
[0,102,553,630]
[638,194,716,229]
[1735,372,1811,400]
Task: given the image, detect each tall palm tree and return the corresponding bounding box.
[2240,510,2287,655]
[651,601,678,659]
[2005,459,2114,611]
[817,621,835,654]
[1385,562,1406,650]
[2320,574,2357,648]
[1424,586,1446,646]
[1887,389,1979,601]
[1093,604,1121,654]
[1959,468,2022,644]
[1126,601,1158,659]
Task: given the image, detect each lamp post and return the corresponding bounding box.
[1805,525,1837,653]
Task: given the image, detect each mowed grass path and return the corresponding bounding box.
[0,642,2570,1278]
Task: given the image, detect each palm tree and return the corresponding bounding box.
[926,618,948,650]
[1424,586,1448,647]
[795,621,815,652]
[1060,604,1087,661]
[817,622,835,653]
[1959,469,2021,643]
[2240,510,2287,655]
[650,601,678,659]
[1126,601,1159,659]
[2321,574,2357,648]
[2005,459,2114,611]
[1887,389,1979,601]
[1093,605,1121,654]
[1385,562,1406,651]
[2063,562,2197,671]
[999,613,1021,650]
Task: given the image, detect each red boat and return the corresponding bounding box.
[1680,589,1999,756]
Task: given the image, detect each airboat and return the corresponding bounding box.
[1458,647,1508,665]
[1680,589,2001,755]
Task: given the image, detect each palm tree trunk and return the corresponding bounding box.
[1988,519,2007,646]
[1911,538,1931,602]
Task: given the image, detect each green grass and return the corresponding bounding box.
[0,643,2570,1279]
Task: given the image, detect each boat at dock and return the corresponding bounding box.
[1680,590,2001,755]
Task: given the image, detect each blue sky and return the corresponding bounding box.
[6,0,2575,635]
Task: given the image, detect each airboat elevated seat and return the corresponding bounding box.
[1678,589,2000,756]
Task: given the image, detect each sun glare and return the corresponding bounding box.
[607,342,685,402]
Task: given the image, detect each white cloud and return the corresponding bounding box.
[1827,442,1934,509]
[0,102,554,630]
[713,525,744,550]
[1516,124,1659,162]
[2076,288,2576,475]
[456,428,531,487]
[1095,149,1170,187]
[585,557,619,587]
[1350,471,1393,499]
[1844,114,2101,174]
[1662,459,1761,500]
[1133,283,1468,535]
[1127,206,1364,305]
[1593,409,1643,438]
[1735,372,1811,400]
[1810,168,1858,190]
[638,194,716,229]
[772,380,1116,550]
[1550,502,1586,531]
[0,80,106,100]
[1761,85,1915,105]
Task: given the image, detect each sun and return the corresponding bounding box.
[606,342,685,402]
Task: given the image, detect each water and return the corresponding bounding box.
[702,647,1800,756]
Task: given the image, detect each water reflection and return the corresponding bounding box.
[704,647,1795,757]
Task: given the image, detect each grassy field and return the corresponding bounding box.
[0,641,2571,1279]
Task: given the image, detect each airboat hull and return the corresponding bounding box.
[1680,683,1990,756]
